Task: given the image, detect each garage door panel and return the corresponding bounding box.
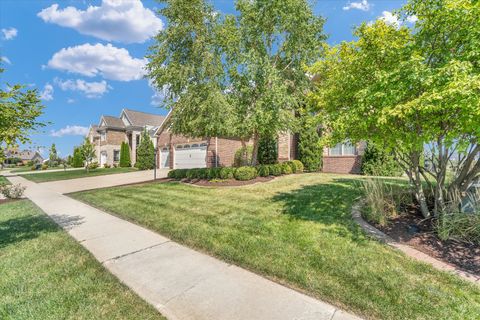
[175,146,207,169]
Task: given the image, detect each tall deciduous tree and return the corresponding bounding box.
[308,0,480,218]
[147,0,325,165]
[0,67,45,155]
[49,143,58,163]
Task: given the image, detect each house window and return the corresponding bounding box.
[100,131,106,141]
[329,142,356,156]
[113,150,120,162]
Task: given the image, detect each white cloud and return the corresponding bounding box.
[1,27,17,40]
[343,0,370,11]
[47,43,147,81]
[379,11,401,26]
[50,125,89,137]
[67,98,75,104]
[54,77,111,98]
[37,0,163,44]
[40,83,54,101]
[1,56,11,64]
[148,79,170,106]
[406,15,418,23]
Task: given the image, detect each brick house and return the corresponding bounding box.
[155,112,365,173]
[87,109,165,167]
[87,108,364,173]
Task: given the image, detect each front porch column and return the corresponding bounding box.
[131,133,137,166]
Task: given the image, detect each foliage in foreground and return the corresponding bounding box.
[298,113,322,172]
[0,200,164,319]
[436,212,480,245]
[308,0,480,218]
[72,174,480,320]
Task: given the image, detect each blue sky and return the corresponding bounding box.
[1,0,408,158]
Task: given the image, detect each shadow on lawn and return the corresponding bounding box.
[272,178,368,242]
[0,214,59,249]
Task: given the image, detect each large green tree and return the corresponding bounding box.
[0,67,45,158]
[147,0,325,164]
[308,0,480,218]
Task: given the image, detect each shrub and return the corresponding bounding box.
[0,183,26,199]
[269,164,283,176]
[257,165,270,177]
[207,167,222,180]
[284,161,296,173]
[219,167,235,180]
[281,162,293,174]
[113,163,118,168]
[119,142,131,167]
[234,146,253,167]
[41,164,48,170]
[234,166,257,181]
[258,136,278,165]
[89,162,99,170]
[361,142,403,176]
[186,168,208,180]
[168,169,188,179]
[104,163,111,168]
[298,120,322,172]
[292,160,304,173]
[30,165,36,171]
[436,213,480,245]
[136,130,155,170]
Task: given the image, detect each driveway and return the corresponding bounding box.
[14,169,170,194]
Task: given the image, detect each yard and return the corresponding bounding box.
[0,176,9,184]
[0,199,164,320]
[21,167,138,183]
[71,173,480,320]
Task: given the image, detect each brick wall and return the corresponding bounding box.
[100,129,125,146]
[322,156,362,174]
[277,132,290,162]
[207,137,250,167]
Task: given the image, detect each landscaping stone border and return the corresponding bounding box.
[352,201,480,285]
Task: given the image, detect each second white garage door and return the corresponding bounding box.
[174,144,207,169]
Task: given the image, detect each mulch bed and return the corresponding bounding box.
[372,208,480,276]
[182,176,275,187]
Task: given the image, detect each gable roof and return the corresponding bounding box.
[100,116,125,129]
[122,109,166,127]
[20,150,43,161]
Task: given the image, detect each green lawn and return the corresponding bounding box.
[21,167,138,183]
[0,199,164,320]
[10,166,74,173]
[71,173,480,320]
[0,175,9,184]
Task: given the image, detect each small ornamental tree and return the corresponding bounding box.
[119,142,131,167]
[72,147,83,168]
[308,0,480,218]
[49,143,58,164]
[81,138,96,172]
[136,129,155,170]
[298,113,322,172]
[258,135,278,165]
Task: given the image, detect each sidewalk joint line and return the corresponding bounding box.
[102,240,171,263]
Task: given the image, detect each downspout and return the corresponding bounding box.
[215,137,218,167]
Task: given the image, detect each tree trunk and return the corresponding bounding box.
[251,133,260,166]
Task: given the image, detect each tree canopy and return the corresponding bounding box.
[0,67,45,152]
[147,0,326,164]
[308,0,480,217]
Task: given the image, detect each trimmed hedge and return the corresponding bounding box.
[219,167,235,179]
[269,164,283,176]
[281,162,293,175]
[257,165,270,177]
[234,166,258,181]
[167,160,305,182]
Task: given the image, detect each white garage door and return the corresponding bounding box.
[160,147,170,168]
[174,144,207,169]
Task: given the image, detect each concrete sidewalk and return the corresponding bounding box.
[6,175,362,320]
